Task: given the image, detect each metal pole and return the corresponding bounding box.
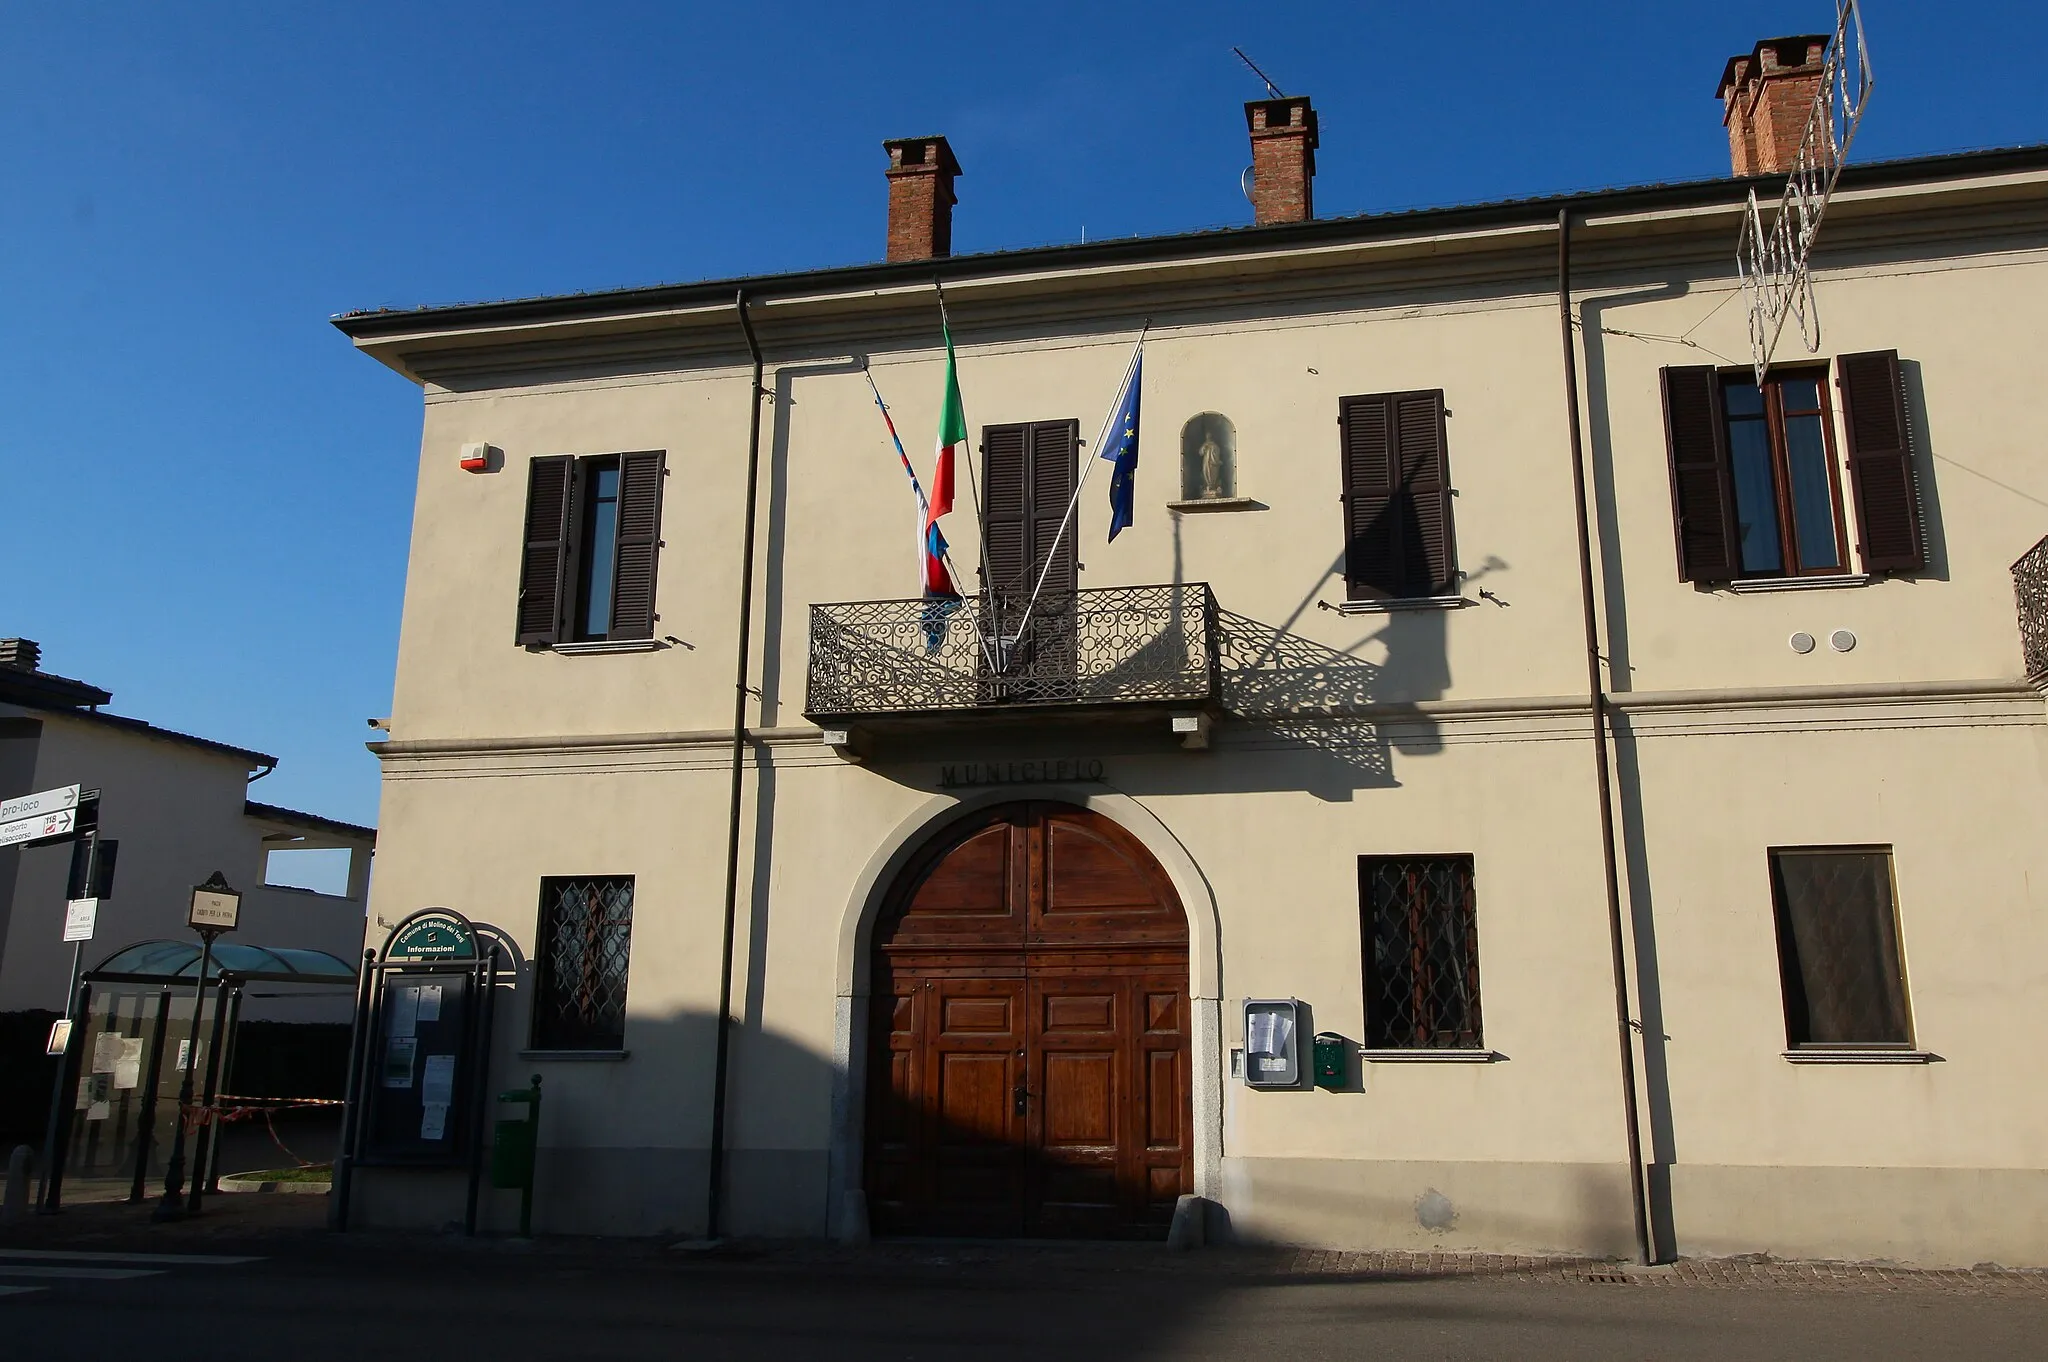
[706,291,769,1243]
[154,928,217,1219]
[1558,209,1653,1266]
[201,980,244,1195]
[34,825,96,1210]
[464,948,498,1236]
[35,979,91,1213]
[519,1075,541,1240]
[128,986,172,1203]
[185,975,231,1216]
[330,949,376,1232]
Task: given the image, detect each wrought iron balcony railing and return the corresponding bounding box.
[805,583,1221,721]
[2013,534,2048,679]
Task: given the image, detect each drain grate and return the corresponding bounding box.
[1581,1270,1634,1284]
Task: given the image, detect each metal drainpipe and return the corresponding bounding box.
[706,289,768,1241]
[1557,209,1654,1266]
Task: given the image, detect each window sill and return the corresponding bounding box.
[1726,574,1873,594]
[1781,1048,1937,1064]
[545,639,664,655]
[1167,497,1265,514]
[518,1048,630,1061]
[1359,1048,1500,1063]
[1336,596,1471,615]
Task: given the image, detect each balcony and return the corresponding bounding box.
[804,582,1221,732]
[2014,534,2048,679]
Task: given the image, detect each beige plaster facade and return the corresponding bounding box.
[341,149,2048,1265]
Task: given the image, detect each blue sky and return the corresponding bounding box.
[3,1,2044,844]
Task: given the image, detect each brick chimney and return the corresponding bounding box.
[1244,96,1318,225]
[1717,35,1830,177]
[882,136,961,262]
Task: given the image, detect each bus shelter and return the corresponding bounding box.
[52,940,359,1208]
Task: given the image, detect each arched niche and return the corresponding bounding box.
[1179,413,1237,502]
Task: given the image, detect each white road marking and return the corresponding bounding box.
[0,1249,262,1265]
[0,1285,45,1297]
[0,1266,162,1280]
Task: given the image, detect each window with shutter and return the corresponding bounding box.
[1338,390,1456,601]
[516,450,666,647]
[1838,350,1926,574]
[980,419,1078,698]
[1660,357,1923,583]
[517,455,576,646]
[607,450,666,640]
[1660,367,1739,582]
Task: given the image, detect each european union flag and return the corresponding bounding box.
[1100,348,1143,541]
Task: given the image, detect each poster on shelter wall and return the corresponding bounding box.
[382,1036,418,1089]
[114,1038,144,1089]
[92,1032,122,1074]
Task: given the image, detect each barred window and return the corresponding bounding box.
[1769,847,1912,1048]
[1359,855,1483,1049]
[532,876,635,1051]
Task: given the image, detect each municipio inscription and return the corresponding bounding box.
[940,758,1106,789]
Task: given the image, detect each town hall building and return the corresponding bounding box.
[333,34,2048,1266]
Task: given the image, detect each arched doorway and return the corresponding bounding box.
[863,801,1192,1239]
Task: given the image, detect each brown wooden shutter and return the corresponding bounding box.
[1837,350,1925,573]
[1026,420,1079,600]
[1339,394,1398,600]
[1394,390,1456,595]
[982,423,1030,596]
[517,455,576,645]
[608,450,665,639]
[1660,366,1739,582]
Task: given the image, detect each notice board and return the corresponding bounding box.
[362,971,476,1164]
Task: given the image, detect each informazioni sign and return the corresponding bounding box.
[939,759,1106,789]
[385,909,478,962]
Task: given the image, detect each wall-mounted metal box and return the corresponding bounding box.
[1242,998,1303,1088]
[1313,1032,1349,1089]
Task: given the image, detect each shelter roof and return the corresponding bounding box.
[86,939,359,985]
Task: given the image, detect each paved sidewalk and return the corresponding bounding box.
[9,1192,2048,1296]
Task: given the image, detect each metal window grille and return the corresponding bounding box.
[1769,847,1911,1048]
[532,876,635,1051]
[1359,855,1483,1050]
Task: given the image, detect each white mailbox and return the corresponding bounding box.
[1242,998,1303,1089]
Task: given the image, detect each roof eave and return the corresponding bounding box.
[331,145,2048,356]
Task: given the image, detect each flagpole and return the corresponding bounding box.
[934,279,1000,655]
[1008,324,1148,654]
[861,365,998,669]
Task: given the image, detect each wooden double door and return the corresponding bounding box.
[865,802,1192,1239]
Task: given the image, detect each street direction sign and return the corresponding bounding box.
[0,784,80,825]
[0,807,77,850]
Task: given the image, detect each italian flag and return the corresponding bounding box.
[923,324,967,595]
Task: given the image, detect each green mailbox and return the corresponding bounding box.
[1312,1033,1350,1090]
[489,1075,542,1237]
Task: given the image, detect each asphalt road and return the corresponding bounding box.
[3,1205,2045,1361]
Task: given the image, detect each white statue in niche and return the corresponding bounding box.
[1200,432,1225,499]
[1180,413,1237,501]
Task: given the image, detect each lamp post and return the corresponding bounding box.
[154,871,239,1221]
